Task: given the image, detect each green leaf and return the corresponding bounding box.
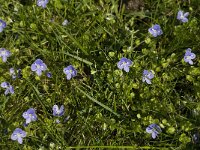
[167,127,175,134]
[54,0,63,9]
[179,133,191,144]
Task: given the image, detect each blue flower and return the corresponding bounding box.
[177,10,189,23]
[31,59,47,76]
[17,69,22,79]
[117,57,133,72]
[148,24,163,37]
[142,70,154,84]
[53,105,64,117]
[62,19,69,26]
[0,19,6,32]
[11,128,26,144]
[23,123,29,127]
[1,82,14,95]
[184,48,196,65]
[37,0,49,8]
[63,65,77,80]
[193,133,199,143]
[0,48,11,62]
[146,124,162,139]
[10,68,16,79]
[56,119,61,124]
[10,68,21,79]
[22,108,37,124]
[46,72,52,78]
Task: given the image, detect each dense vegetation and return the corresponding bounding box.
[1,0,200,149]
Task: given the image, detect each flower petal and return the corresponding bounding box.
[2,55,7,62]
[22,112,29,119]
[36,70,42,76]
[67,73,72,80]
[0,27,3,33]
[152,132,157,139]
[145,78,152,84]
[26,117,32,124]
[1,82,9,88]
[11,133,17,141]
[59,105,65,116]
[177,10,183,20]
[4,89,10,95]
[184,12,189,17]
[181,18,188,23]
[31,64,37,71]
[146,126,153,133]
[53,105,59,116]
[17,137,23,144]
[20,130,26,138]
[40,63,47,71]
[9,86,14,94]
[190,53,196,59]
[188,60,194,65]
[124,66,130,72]
[147,71,154,79]
[27,108,35,114]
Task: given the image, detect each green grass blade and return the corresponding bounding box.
[76,87,120,117]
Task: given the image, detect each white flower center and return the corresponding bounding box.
[180,14,184,19]
[1,50,5,55]
[36,64,41,69]
[186,56,191,59]
[152,28,157,34]
[17,133,21,138]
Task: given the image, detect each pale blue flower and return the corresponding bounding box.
[148,24,163,37]
[62,19,69,26]
[37,0,49,8]
[0,48,11,62]
[142,70,154,84]
[11,128,26,144]
[46,72,52,78]
[53,105,64,117]
[117,57,133,72]
[177,10,189,23]
[0,19,6,32]
[63,65,77,80]
[31,59,47,76]
[184,48,196,65]
[193,133,199,144]
[1,82,14,95]
[22,108,37,124]
[146,124,162,139]
[10,68,21,79]
[56,119,61,124]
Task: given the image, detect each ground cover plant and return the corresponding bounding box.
[1,0,200,149]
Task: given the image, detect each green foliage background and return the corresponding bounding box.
[1,0,200,149]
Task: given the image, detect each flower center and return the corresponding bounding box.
[17,133,21,138]
[186,56,191,60]
[122,62,127,66]
[180,14,185,20]
[1,50,5,55]
[56,110,60,114]
[36,64,41,69]
[152,28,157,34]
